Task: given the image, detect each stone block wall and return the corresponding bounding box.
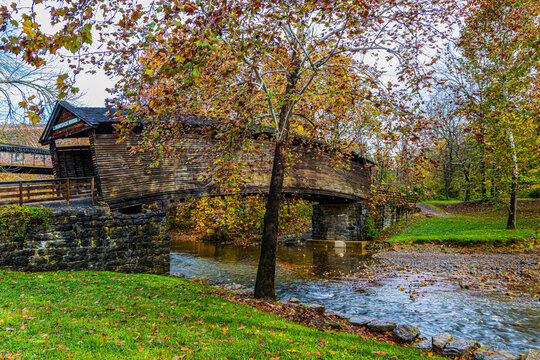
[312,202,369,241]
[0,208,170,274]
[374,204,413,230]
[312,201,416,241]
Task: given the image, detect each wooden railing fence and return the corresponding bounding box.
[0,177,95,206]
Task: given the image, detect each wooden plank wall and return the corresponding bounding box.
[93,134,371,205]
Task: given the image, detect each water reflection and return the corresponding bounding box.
[310,240,369,276]
[170,237,540,353]
[171,239,373,278]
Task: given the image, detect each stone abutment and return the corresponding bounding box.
[0,208,170,274]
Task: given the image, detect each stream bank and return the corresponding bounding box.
[170,237,540,354]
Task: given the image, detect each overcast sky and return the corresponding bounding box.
[71,68,115,107]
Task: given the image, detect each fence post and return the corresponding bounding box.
[66,178,70,205]
[19,182,23,206]
[91,177,95,205]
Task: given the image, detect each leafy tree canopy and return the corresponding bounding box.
[2,0,471,298]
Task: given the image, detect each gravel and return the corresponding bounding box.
[372,245,540,295]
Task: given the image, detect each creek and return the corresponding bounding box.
[170,238,539,354]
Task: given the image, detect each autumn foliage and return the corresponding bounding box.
[1,0,486,298]
[173,195,311,245]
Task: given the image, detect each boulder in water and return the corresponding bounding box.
[222,283,245,291]
[349,316,374,326]
[278,296,301,305]
[324,320,344,330]
[413,339,432,350]
[474,346,520,360]
[392,324,420,343]
[304,303,325,314]
[525,349,540,360]
[432,333,454,352]
[443,340,480,357]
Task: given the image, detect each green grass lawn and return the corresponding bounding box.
[421,199,463,206]
[390,215,537,245]
[391,200,539,246]
[0,271,440,360]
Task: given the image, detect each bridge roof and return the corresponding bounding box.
[40,102,110,144]
[40,102,376,166]
[0,141,50,155]
[52,101,110,125]
[70,106,109,125]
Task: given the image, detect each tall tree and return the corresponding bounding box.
[459,0,540,229]
[3,0,461,298]
[426,88,467,200]
[432,47,489,202]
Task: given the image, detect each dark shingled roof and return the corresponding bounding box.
[39,101,112,144]
[72,106,110,125]
[57,101,110,125]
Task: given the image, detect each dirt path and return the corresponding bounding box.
[416,203,452,218]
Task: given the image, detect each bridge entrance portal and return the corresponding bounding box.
[56,146,95,178]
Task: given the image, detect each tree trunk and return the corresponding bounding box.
[506,179,517,230]
[463,166,471,202]
[480,160,487,202]
[479,121,487,203]
[254,50,300,299]
[491,163,497,199]
[506,130,518,230]
[254,140,285,299]
[447,146,454,200]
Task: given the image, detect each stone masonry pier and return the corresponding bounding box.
[312,202,416,241]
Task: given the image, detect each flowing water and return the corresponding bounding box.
[170,238,539,354]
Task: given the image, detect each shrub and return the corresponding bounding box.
[173,196,312,245]
[528,188,540,199]
[363,214,378,240]
[0,205,53,240]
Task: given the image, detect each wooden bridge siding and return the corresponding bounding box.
[248,147,370,199]
[93,134,370,204]
[93,134,210,202]
[0,151,51,167]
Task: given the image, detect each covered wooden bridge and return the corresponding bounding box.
[0,101,417,241]
[31,101,384,240]
[37,102,373,205]
[0,141,52,175]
